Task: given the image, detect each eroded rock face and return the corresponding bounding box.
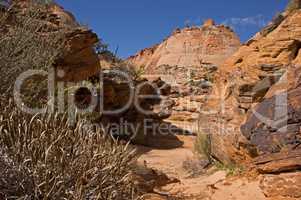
[128,20,241,74]
[97,73,175,145]
[11,0,101,82]
[241,86,301,155]
[128,20,241,129]
[56,28,100,81]
[12,0,79,27]
[253,150,301,173]
[47,3,78,27]
[240,65,301,174]
[47,3,101,81]
[260,172,301,199]
[6,1,174,145]
[205,9,301,164]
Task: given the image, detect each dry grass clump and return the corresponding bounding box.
[0,147,35,199]
[0,2,142,199]
[0,103,137,199]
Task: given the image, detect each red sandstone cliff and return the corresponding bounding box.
[128,19,241,73]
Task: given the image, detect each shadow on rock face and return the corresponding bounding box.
[241,87,301,155]
[134,121,186,150]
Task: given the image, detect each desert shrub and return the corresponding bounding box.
[195,133,244,176]
[213,161,244,177]
[0,147,35,199]
[132,66,146,80]
[260,13,285,37]
[0,2,140,200]
[0,2,64,99]
[95,40,110,55]
[97,42,144,81]
[102,60,144,82]
[0,103,137,200]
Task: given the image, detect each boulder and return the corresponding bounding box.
[260,172,301,199]
[241,86,301,155]
[253,150,301,173]
[11,0,101,82]
[56,28,100,81]
[88,72,175,145]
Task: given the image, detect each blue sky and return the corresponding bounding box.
[56,0,288,58]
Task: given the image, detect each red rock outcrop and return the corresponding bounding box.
[10,0,101,82]
[56,28,100,81]
[204,7,301,164]
[253,149,301,174]
[128,19,241,73]
[128,20,241,131]
[3,1,174,146]
[260,172,301,199]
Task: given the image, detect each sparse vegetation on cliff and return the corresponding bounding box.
[286,0,301,13]
[0,2,64,100]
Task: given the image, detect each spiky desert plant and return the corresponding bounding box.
[0,2,140,199]
[0,102,137,200]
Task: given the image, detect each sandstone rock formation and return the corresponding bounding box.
[121,3,301,198]
[4,1,174,147]
[241,83,301,156]
[199,6,301,199]
[128,19,240,73]
[57,28,100,81]
[10,0,101,82]
[204,4,301,165]
[98,73,175,145]
[260,172,301,199]
[253,149,301,174]
[128,20,241,131]
[286,0,301,13]
[46,3,101,81]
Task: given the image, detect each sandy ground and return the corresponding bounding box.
[136,133,267,200]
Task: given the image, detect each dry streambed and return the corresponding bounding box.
[135,134,268,200]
